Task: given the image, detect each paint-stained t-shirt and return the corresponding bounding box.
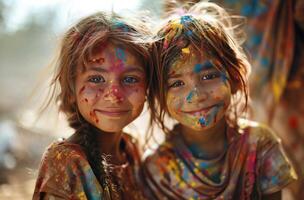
[143,120,297,199]
[33,133,148,200]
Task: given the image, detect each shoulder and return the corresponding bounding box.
[238,119,297,194]
[33,139,92,198]
[237,118,281,148]
[143,140,176,173]
[41,139,87,166]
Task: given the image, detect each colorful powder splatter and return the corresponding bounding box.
[186,90,195,103]
[180,15,193,25]
[199,117,206,126]
[115,47,126,61]
[193,61,213,73]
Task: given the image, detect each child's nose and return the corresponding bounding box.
[185,86,208,103]
[103,84,124,103]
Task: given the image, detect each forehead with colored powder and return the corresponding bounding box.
[168,49,213,76]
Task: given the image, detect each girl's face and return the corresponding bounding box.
[75,43,146,132]
[166,52,231,131]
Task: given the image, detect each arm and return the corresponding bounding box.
[262,191,281,200]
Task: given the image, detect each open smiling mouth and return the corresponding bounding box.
[94,109,130,117]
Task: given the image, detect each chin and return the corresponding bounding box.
[94,123,126,133]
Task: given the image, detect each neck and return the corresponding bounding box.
[180,117,227,159]
[96,131,123,154]
[68,126,125,164]
[95,130,125,164]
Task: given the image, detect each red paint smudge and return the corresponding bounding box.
[89,110,99,124]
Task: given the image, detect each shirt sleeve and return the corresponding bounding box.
[257,129,297,195]
[32,142,102,200]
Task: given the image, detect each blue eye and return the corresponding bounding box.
[123,76,139,84]
[169,80,184,88]
[88,75,105,83]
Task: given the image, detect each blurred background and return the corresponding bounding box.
[0,0,303,199]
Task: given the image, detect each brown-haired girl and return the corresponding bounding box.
[143,2,297,199]
[33,11,153,200]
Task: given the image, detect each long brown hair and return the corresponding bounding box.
[47,11,154,198]
[149,2,251,134]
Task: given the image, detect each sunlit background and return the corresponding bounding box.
[0,0,162,199]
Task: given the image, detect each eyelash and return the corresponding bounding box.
[123,76,139,84]
[88,75,105,83]
[87,75,140,85]
[169,80,184,88]
[168,72,220,88]
[201,72,220,80]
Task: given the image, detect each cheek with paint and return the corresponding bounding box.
[78,85,105,105]
[167,93,183,117]
[78,85,105,124]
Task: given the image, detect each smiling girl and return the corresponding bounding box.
[33,12,153,200]
[143,2,297,199]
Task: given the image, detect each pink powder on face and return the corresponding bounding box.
[103,85,125,103]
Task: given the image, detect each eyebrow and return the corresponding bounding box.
[168,72,183,79]
[193,61,214,73]
[168,61,215,79]
[87,66,144,73]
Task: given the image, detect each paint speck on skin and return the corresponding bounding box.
[199,117,206,126]
[115,47,127,61]
[193,61,213,73]
[104,86,124,103]
[89,110,99,124]
[186,91,195,103]
[194,64,203,73]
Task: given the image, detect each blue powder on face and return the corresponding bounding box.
[186,90,195,103]
[115,47,126,61]
[199,117,206,126]
[193,61,213,73]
